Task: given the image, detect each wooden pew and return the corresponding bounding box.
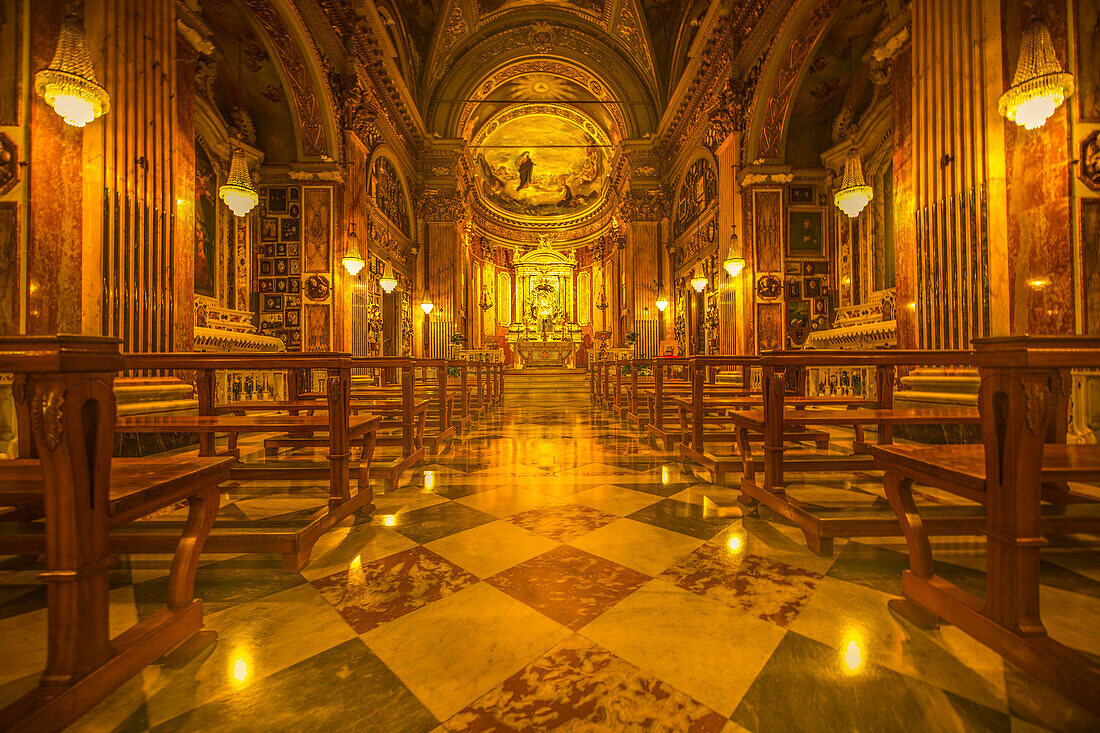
[869,336,1100,717]
[0,336,232,732]
[253,357,428,490]
[733,350,982,555]
[116,352,380,572]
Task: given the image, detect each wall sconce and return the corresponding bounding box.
[420,298,434,315]
[834,145,872,218]
[690,274,708,292]
[379,261,398,293]
[341,223,365,276]
[35,13,110,127]
[999,17,1075,130]
[219,143,259,217]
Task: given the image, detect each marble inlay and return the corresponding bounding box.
[487,545,650,630]
[311,547,478,633]
[661,543,822,627]
[507,503,620,542]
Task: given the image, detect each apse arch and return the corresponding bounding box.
[743,0,850,164]
[672,148,719,238]
[367,145,415,239]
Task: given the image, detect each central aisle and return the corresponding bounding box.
[43,373,1098,730]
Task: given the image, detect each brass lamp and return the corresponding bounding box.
[35,13,110,127]
[999,17,1074,130]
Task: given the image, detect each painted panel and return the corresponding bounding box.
[0,203,17,333]
[0,0,21,125]
[194,144,218,298]
[1082,201,1100,333]
[303,186,331,272]
[753,189,783,273]
[756,303,783,351]
[1077,0,1100,121]
[497,270,512,324]
[304,303,330,351]
[578,270,591,326]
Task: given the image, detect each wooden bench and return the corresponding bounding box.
[119,352,381,572]
[0,336,232,733]
[869,336,1100,718]
[732,350,982,555]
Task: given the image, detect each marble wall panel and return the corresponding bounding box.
[756,303,783,352]
[0,0,21,125]
[303,186,332,272]
[0,203,17,333]
[304,303,330,351]
[752,190,783,273]
[1082,201,1100,333]
[892,46,917,348]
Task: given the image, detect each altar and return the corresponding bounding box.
[504,241,583,369]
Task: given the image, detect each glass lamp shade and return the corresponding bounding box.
[379,262,398,293]
[219,146,258,217]
[35,14,110,127]
[342,227,365,276]
[834,146,873,218]
[690,276,707,293]
[723,256,746,277]
[999,17,1074,130]
[420,299,434,315]
[655,296,669,312]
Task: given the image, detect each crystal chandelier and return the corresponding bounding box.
[834,145,873,218]
[341,223,365,276]
[999,17,1074,130]
[219,144,259,217]
[723,226,745,276]
[690,274,707,292]
[35,13,110,127]
[655,294,669,312]
[420,298,434,315]
[379,261,398,293]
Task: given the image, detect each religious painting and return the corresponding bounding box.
[1082,201,1100,333]
[304,304,330,351]
[0,203,17,332]
[259,260,272,276]
[675,158,717,236]
[757,303,783,351]
[813,298,827,315]
[476,0,603,16]
[1080,130,1100,192]
[787,209,825,259]
[1077,0,1100,121]
[275,259,288,275]
[263,294,283,312]
[280,217,300,242]
[305,274,330,301]
[805,278,821,297]
[261,218,278,241]
[787,300,810,346]
[370,157,411,235]
[473,108,608,218]
[303,186,331,271]
[753,189,783,272]
[790,185,815,205]
[268,187,287,213]
[285,309,300,328]
[288,278,301,293]
[578,270,592,326]
[786,279,801,300]
[259,278,273,293]
[756,273,782,300]
[276,243,287,257]
[194,144,217,298]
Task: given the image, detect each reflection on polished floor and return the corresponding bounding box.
[2,376,1099,731]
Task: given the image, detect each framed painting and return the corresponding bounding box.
[790,185,814,205]
[787,208,825,259]
[261,217,278,242]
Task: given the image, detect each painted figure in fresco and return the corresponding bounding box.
[516,151,535,191]
[557,174,573,207]
[477,154,506,194]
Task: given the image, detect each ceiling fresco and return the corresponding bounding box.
[784,0,887,167]
[475,0,606,18]
[472,105,610,219]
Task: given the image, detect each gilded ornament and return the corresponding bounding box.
[32,388,66,452]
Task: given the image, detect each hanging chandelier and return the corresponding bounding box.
[420,298,434,315]
[596,287,608,311]
[834,145,873,218]
[219,144,259,217]
[655,293,669,312]
[379,261,398,293]
[341,223,365,277]
[35,13,111,127]
[999,16,1074,130]
[724,227,745,276]
[690,274,708,292]
[479,287,494,311]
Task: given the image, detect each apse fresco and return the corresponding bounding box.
[475,113,606,218]
[476,0,603,16]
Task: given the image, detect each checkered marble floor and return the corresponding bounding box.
[2,374,1099,731]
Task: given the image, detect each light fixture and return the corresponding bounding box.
[219,143,259,217]
[834,145,873,218]
[596,287,608,311]
[379,261,398,293]
[341,223,365,277]
[999,17,1074,131]
[691,274,707,292]
[420,298,434,315]
[35,13,111,127]
[655,294,669,312]
[724,226,746,276]
[479,287,493,311]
